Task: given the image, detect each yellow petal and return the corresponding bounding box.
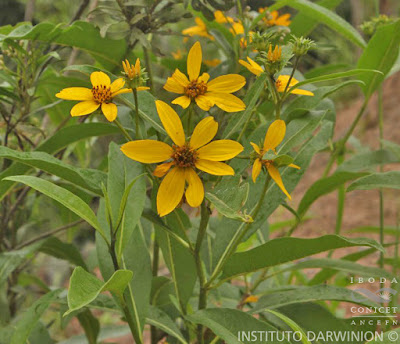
[204,92,245,112]
[207,74,246,93]
[185,168,204,207]
[276,75,314,96]
[153,162,174,177]
[172,95,191,109]
[90,71,110,87]
[244,295,259,303]
[252,159,262,183]
[157,168,185,216]
[70,100,99,117]
[56,87,93,101]
[198,72,210,83]
[137,86,150,91]
[195,159,234,176]
[121,140,173,163]
[195,95,212,111]
[164,76,185,94]
[197,140,243,161]
[250,142,261,154]
[110,78,125,93]
[290,88,314,96]
[187,41,202,81]
[289,163,301,169]
[238,59,263,76]
[172,69,190,87]
[267,164,291,200]
[264,119,286,152]
[190,117,218,149]
[112,88,132,97]
[101,102,118,122]
[155,101,186,146]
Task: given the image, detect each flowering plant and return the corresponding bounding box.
[0,1,400,343]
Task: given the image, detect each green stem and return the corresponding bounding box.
[323,97,370,177]
[282,56,300,97]
[150,240,160,344]
[143,46,154,93]
[378,87,385,283]
[206,176,271,289]
[133,88,141,139]
[266,75,281,119]
[114,119,133,141]
[195,202,210,344]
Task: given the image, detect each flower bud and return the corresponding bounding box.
[290,35,315,57]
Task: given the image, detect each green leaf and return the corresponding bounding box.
[270,257,394,280]
[297,171,368,219]
[39,237,88,270]
[250,285,379,313]
[264,309,311,344]
[76,310,100,344]
[4,175,108,242]
[357,20,400,97]
[187,308,289,344]
[276,0,366,48]
[65,267,133,315]
[0,146,106,195]
[0,122,120,201]
[347,226,400,236]
[1,21,127,69]
[146,306,188,344]
[223,73,268,139]
[220,235,383,280]
[10,290,61,344]
[0,242,44,286]
[336,149,400,172]
[347,171,400,191]
[368,328,400,344]
[289,0,343,37]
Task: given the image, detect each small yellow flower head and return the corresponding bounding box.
[258,7,291,27]
[267,44,282,62]
[182,17,214,41]
[250,120,300,199]
[275,75,314,96]
[164,41,246,112]
[238,57,264,76]
[243,295,259,303]
[214,10,235,24]
[56,71,131,122]
[122,58,149,91]
[121,101,243,216]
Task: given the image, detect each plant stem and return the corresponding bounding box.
[378,87,385,284]
[114,119,133,141]
[282,56,300,97]
[133,88,141,139]
[206,176,271,288]
[151,240,160,344]
[323,97,370,177]
[195,202,210,344]
[143,46,154,93]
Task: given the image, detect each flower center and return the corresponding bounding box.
[172,144,198,168]
[92,85,112,103]
[262,159,274,168]
[184,80,207,99]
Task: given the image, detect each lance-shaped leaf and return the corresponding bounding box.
[65,267,133,315]
[347,171,400,192]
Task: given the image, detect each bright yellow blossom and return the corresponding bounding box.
[56,71,131,122]
[251,120,300,199]
[267,44,282,62]
[239,57,314,96]
[121,100,243,216]
[258,7,291,27]
[164,42,246,112]
[182,17,214,40]
[214,10,235,24]
[122,58,150,91]
[276,75,314,96]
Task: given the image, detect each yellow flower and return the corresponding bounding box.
[122,58,150,91]
[238,57,264,76]
[276,75,314,96]
[121,101,244,216]
[214,10,235,24]
[164,42,246,112]
[243,295,259,303]
[251,120,300,199]
[258,7,291,27]
[182,17,214,40]
[172,49,184,60]
[56,71,131,122]
[267,44,282,62]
